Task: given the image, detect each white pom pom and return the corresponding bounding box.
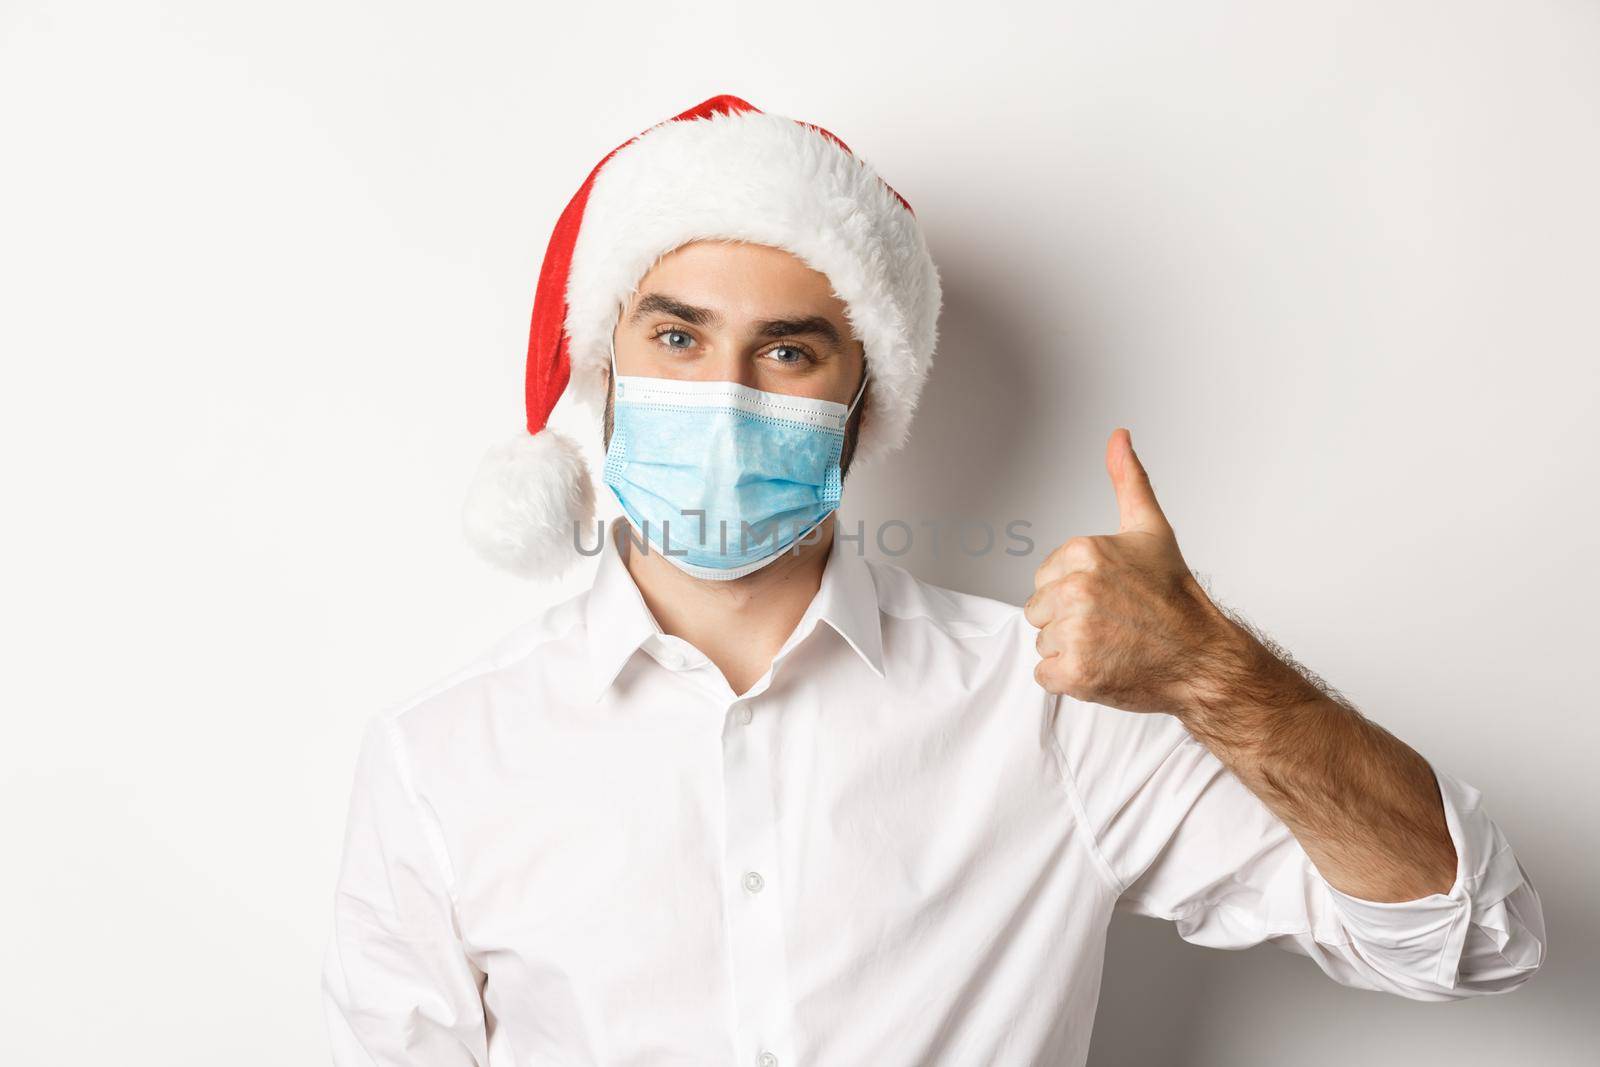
[461,428,597,579]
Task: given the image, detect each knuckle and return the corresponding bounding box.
[1067,535,1103,564]
[1060,570,1096,599]
[1033,659,1054,689]
[1065,534,1096,553]
[1036,619,1062,657]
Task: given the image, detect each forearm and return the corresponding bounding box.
[1176,597,1457,903]
[1025,433,1462,904]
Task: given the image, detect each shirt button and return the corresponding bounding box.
[739,705,753,725]
[743,870,765,894]
[757,1053,779,1067]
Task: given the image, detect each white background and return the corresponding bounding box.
[3,1,1595,1063]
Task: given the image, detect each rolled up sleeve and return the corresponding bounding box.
[321,714,489,1064]
[1315,767,1547,997]
[1054,696,1547,1001]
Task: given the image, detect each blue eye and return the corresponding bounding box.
[655,329,695,350]
[766,345,810,365]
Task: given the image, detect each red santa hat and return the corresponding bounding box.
[462,94,943,578]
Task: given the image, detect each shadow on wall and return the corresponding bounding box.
[845,249,1102,604]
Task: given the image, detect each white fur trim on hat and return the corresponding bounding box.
[562,108,942,467]
[461,428,596,579]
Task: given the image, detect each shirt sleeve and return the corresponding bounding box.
[1049,694,1547,1001]
[321,714,490,1064]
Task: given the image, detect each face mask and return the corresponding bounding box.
[602,341,868,581]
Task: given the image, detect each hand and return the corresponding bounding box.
[1023,428,1240,714]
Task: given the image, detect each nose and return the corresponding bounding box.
[706,344,758,389]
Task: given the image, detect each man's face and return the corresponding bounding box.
[605,239,869,472]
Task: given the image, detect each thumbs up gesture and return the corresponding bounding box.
[1023,429,1237,713]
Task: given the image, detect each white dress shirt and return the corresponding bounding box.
[322,529,1546,1066]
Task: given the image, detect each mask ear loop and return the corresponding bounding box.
[844,364,870,422]
[601,334,629,486]
[818,363,869,513]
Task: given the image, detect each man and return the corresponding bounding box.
[322,95,1545,1066]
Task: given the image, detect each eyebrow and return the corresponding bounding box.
[627,291,844,346]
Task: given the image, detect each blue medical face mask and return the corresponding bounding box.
[602,342,868,581]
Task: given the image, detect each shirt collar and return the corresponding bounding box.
[802,536,886,681]
[582,526,664,702]
[582,523,886,703]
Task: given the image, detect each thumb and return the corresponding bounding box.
[1106,428,1172,535]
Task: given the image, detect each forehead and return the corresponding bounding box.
[631,240,851,322]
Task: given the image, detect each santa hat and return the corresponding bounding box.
[462,93,943,579]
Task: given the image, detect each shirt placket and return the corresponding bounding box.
[647,626,809,1067]
[720,681,800,1062]
[719,684,797,1067]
